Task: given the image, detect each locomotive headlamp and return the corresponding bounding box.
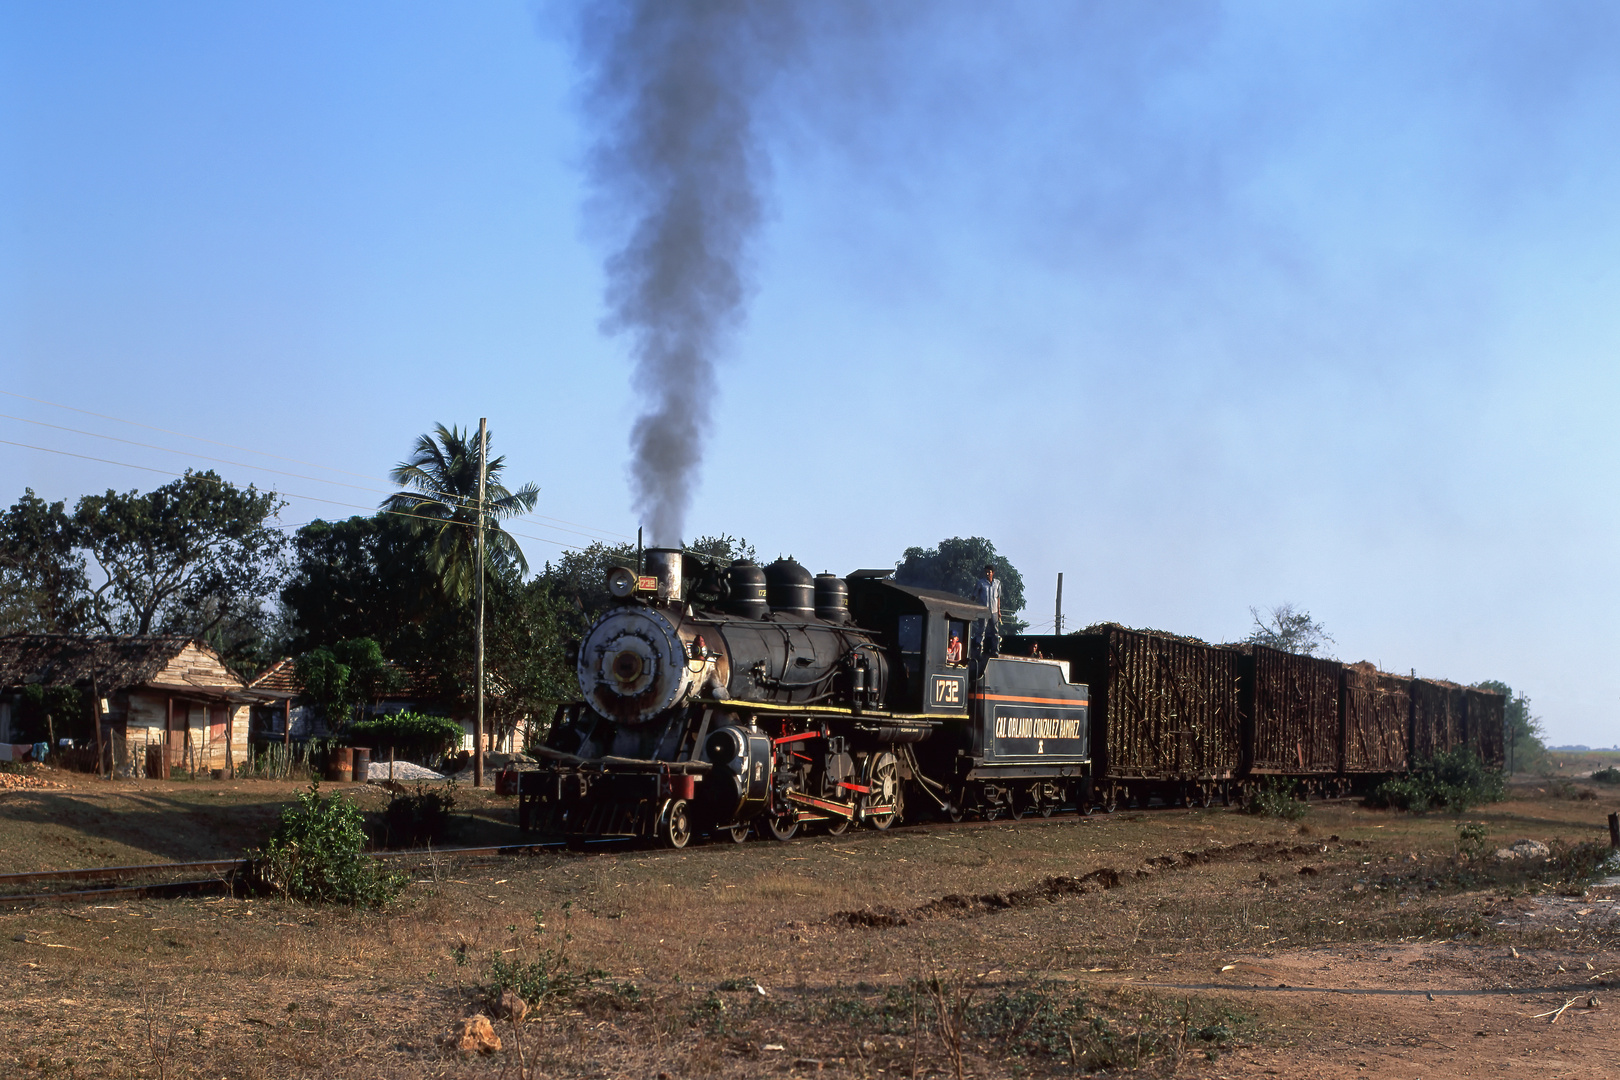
[607,566,637,598]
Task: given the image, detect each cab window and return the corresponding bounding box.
[944,617,969,666]
[897,615,922,653]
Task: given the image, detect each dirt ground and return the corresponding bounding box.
[0,771,1616,1078]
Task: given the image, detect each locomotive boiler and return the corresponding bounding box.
[520,548,1093,846]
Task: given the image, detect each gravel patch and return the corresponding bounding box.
[364,761,446,783]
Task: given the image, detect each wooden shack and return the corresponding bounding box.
[0,635,256,776]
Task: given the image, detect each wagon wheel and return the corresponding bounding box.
[659,799,692,849]
[982,803,1002,822]
[1102,787,1120,813]
[1007,792,1026,820]
[1039,797,1055,818]
[1189,785,1209,809]
[824,815,852,836]
[1220,783,1232,808]
[947,803,965,823]
[863,751,901,831]
[724,822,750,843]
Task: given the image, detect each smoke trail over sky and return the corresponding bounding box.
[574,2,800,545]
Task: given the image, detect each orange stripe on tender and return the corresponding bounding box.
[971,693,1089,707]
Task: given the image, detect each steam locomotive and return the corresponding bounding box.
[519,549,1091,846]
[519,547,1505,846]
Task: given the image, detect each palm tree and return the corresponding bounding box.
[382,423,540,603]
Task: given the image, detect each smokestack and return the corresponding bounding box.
[574,2,799,545]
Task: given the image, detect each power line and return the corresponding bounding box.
[0,387,387,483]
[1,411,390,497]
[0,407,622,544]
[0,387,637,543]
[0,437,585,552]
[1,411,618,545]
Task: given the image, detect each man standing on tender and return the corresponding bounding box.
[973,563,1002,659]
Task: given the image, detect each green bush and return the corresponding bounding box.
[378,783,457,849]
[1368,747,1505,814]
[246,782,407,907]
[482,905,603,1011]
[1245,778,1309,821]
[347,711,464,766]
[1591,766,1620,785]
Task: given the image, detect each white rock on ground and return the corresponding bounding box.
[1494,839,1552,861]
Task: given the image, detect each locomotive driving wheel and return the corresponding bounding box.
[724,822,750,843]
[762,811,799,841]
[862,751,901,830]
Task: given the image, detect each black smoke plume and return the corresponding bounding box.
[576,2,800,546]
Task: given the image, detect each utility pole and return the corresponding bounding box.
[1054,572,1064,636]
[474,417,488,789]
[90,670,104,779]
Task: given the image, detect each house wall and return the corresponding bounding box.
[119,691,250,777]
[459,721,513,754]
[151,644,242,691]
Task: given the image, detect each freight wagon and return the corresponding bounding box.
[1009,628,1244,809]
[1009,629,1503,808]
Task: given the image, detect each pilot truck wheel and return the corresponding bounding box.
[659,799,692,849]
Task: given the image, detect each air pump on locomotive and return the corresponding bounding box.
[519,548,1093,847]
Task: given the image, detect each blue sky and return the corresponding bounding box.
[2,2,1616,744]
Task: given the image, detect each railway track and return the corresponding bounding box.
[1,794,1358,906]
[0,813,1095,905]
[0,841,567,906]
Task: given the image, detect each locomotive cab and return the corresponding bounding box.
[845,572,985,719]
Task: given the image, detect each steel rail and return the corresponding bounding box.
[0,841,568,894]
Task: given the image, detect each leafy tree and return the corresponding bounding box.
[1246,603,1334,657]
[280,514,436,656]
[73,471,287,637]
[539,541,640,626]
[894,536,1027,634]
[484,578,577,750]
[382,423,539,604]
[1477,679,1545,774]
[0,490,90,633]
[689,533,756,563]
[294,638,400,730]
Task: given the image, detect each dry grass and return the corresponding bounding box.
[0,776,1616,1077]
